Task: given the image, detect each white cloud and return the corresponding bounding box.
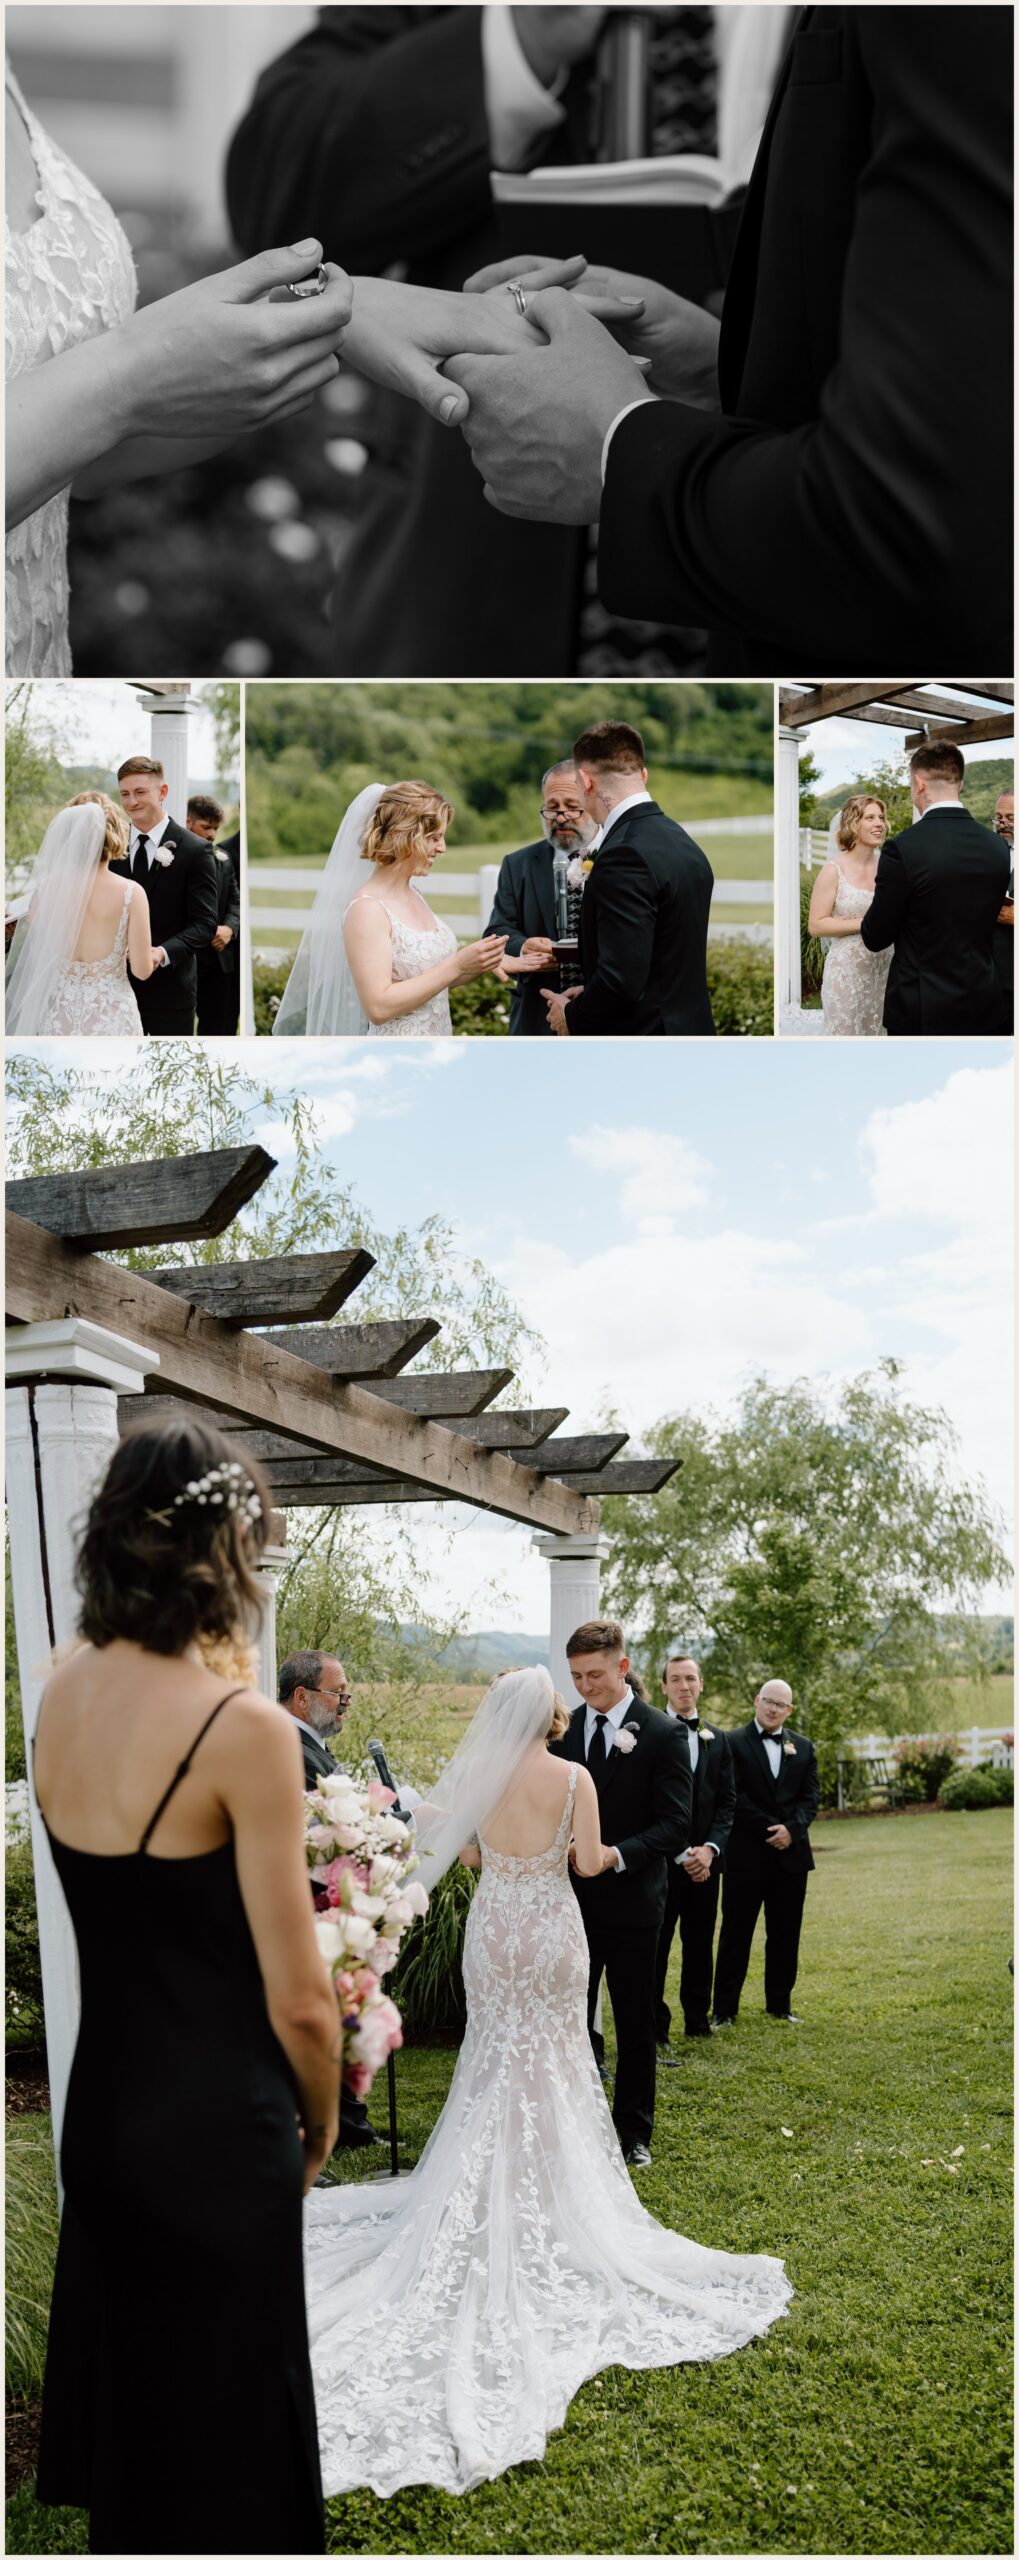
[859,1063,1012,1238]
[569,1122,712,1235]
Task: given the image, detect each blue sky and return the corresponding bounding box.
[9,1037,1012,1632]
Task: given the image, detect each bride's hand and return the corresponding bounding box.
[465,253,721,409]
[119,245,354,440]
[339,278,553,427]
[453,934,509,982]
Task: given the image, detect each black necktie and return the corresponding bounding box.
[587,1718,608,1784]
[132,835,149,879]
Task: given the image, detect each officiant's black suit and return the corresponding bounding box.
[484,839,559,1037]
[110,820,218,1037]
[859,810,1011,1036]
[599,7,1013,671]
[565,802,715,1039]
[295,1721,377,2149]
[196,836,241,1040]
[226,5,598,675]
[551,1697,691,2151]
[655,1721,735,2043]
[712,1723,820,2023]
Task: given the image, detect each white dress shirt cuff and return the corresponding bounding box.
[614,1846,625,1872]
[483,4,567,171]
[601,394,658,486]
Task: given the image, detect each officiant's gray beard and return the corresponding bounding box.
[541,813,596,852]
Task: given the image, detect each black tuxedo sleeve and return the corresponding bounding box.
[161,845,219,972]
[485,853,527,957]
[787,1744,820,1842]
[616,1727,692,1873]
[599,12,1012,662]
[225,6,491,272]
[859,841,908,954]
[220,855,241,943]
[563,846,658,1039]
[706,1738,736,1856]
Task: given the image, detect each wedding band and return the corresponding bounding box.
[285,265,328,299]
[506,280,528,318]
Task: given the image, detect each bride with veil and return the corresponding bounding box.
[304,1667,791,2498]
[271,781,510,1038]
[5,795,154,1035]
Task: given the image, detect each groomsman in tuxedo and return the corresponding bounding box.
[452,8,1012,672]
[860,743,1011,1036]
[188,795,241,1039]
[712,1680,819,2028]
[991,789,1013,1034]
[655,1654,735,2058]
[484,761,597,1035]
[551,1618,691,2167]
[112,759,218,1036]
[545,720,714,1036]
[279,1649,387,2155]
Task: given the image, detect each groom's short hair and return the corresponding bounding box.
[566,1618,626,1659]
[909,741,965,786]
[117,755,165,782]
[572,721,645,775]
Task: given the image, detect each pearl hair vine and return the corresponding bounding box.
[145,1461,262,1533]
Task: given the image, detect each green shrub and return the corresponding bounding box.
[705,939,774,1037]
[252,957,291,1036]
[391,1860,476,2042]
[449,975,512,1037]
[940,1768,1003,1811]
[893,1736,961,1801]
[976,1764,1014,1805]
[6,2116,59,2399]
[6,1843,44,2051]
[815,1742,871,1810]
[800,865,826,1004]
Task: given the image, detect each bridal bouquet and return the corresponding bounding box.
[304,1766,429,2097]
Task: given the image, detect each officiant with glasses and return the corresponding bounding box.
[484,759,598,1035]
[225,6,776,678]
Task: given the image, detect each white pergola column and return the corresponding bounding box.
[5,1322,159,2169]
[135,685,191,821]
[777,722,802,1024]
[253,1512,288,1703]
[532,1530,612,1703]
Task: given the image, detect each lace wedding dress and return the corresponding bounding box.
[820,869,891,1036]
[38,881,144,1035]
[344,892,456,1039]
[304,1765,791,2497]
[5,66,136,675]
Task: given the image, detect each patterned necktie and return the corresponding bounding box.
[132,834,149,879]
[577,6,717,677]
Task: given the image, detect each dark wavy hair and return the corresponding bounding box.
[76,1416,271,1657]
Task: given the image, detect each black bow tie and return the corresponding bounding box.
[682,1718,699,1732]
[757,1729,781,1745]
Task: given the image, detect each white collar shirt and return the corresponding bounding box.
[596,790,653,849]
[584,1687,635,1760]
[917,800,966,818]
[754,1721,784,1776]
[129,814,170,865]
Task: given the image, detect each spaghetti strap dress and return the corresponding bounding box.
[35,1686,325,2556]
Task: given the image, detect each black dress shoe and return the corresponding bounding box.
[684,2023,712,2038]
[623,2142,652,2168]
[767,2009,802,2024]
[336,2124,388,2150]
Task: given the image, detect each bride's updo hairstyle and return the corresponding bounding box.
[67,790,128,867]
[488,1664,569,1742]
[361,781,453,870]
[836,792,887,851]
[76,1416,271,1658]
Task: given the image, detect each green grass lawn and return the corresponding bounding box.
[7,1811,1011,2556]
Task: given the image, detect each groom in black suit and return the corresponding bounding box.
[455,8,1012,673]
[860,742,1011,1036]
[113,759,218,1037]
[712,1680,819,2029]
[655,1654,735,2053]
[551,1618,691,2167]
[484,761,597,1037]
[545,721,714,1038]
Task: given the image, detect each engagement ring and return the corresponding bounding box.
[506,280,528,319]
[285,265,328,299]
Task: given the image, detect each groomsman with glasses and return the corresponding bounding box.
[655,1653,735,2058]
[712,1679,819,2029]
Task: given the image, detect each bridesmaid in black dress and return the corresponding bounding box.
[32,1416,341,2556]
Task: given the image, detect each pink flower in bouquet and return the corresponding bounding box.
[343,2060,372,2100]
[365,1780,397,1809]
[354,1993,403,2074]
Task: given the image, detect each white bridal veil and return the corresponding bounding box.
[271,782,387,1037]
[5,803,108,1034]
[412,1666,558,1888]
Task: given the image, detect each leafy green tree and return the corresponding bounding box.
[797,749,823,824]
[603,1364,1009,1748]
[4,683,72,889]
[198,681,240,784]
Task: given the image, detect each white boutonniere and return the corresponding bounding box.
[782,1740,797,1758]
[611,1724,639,1755]
[700,1726,715,1743]
[566,855,587,889]
[152,845,174,868]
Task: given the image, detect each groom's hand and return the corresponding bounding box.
[446,290,655,523]
[545,984,580,1036]
[467,256,722,409]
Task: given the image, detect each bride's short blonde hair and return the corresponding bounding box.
[362,781,453,869]
[836,792,887,852]
[67,790,128,867]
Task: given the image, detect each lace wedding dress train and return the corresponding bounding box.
[304,1767,791,2497]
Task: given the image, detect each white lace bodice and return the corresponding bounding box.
[5,68,136,675]
[304,1760,790,2497]
[39,881,144,1037]
[345,890,456,1039]
[820,865,891,1038]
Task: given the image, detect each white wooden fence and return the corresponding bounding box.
[844,1727,1013,1769]
[800,827,831,868]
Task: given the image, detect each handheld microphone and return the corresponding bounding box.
[552,846,571,941]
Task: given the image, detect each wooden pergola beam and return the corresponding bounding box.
[942,681,1014,704]
[261,1318,440,1377]
[557,1459,681,1495]
[904,712,1014,748]
[501,1432,628,1473]
[119,1370,520,1438]
[138,1409,574,1470]
[147,1250,375,1326]
[271,1457,680,1507]
[7,1150,275,1251]
[778,682,926,728]
[5,1215,598,1536]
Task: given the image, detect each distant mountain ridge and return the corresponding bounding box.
[398,1625,549,1677]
